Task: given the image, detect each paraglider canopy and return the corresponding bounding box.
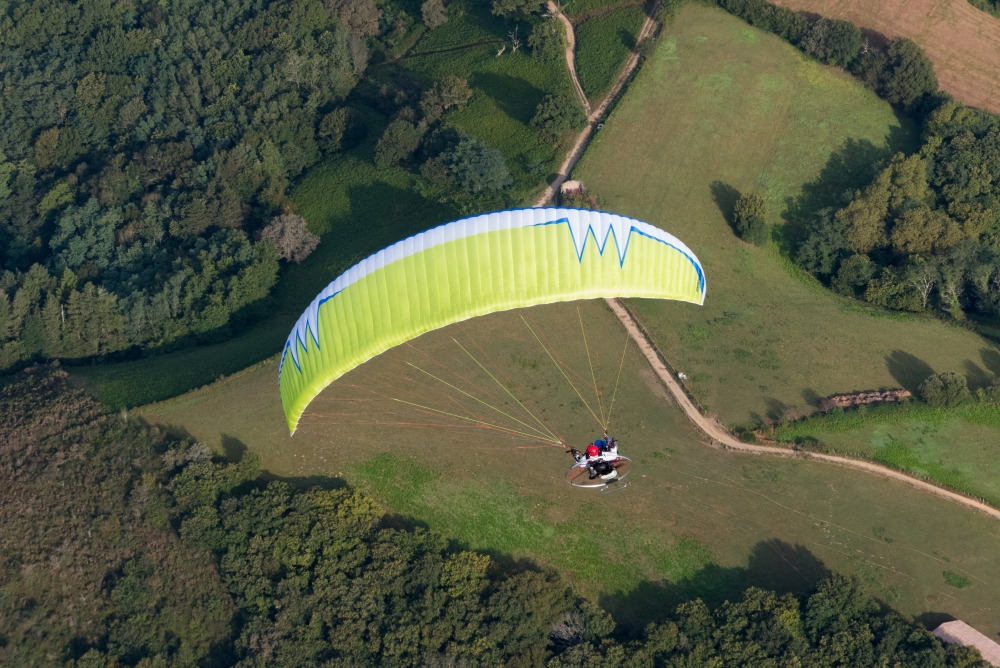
[279,208,706,433]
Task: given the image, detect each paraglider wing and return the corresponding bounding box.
[279,208,706,433]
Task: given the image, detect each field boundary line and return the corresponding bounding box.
[534,1,660,206]
[604,297,1000,522]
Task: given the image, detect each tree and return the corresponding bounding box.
[349,34,369,73]
[319,108,350,152]
[530,93,587,142]
[832,253,876,297]
[837,168,891,254]
[853,37,937,109]
[260,214,320,263]
[324,0,382,36]
[733,193,769,245]
[919,371,970,407]
[796,208,850,276]
[374,120,424,169]
[422,0,448,29]
[446,137,512,193]
[890,206,963,255]
[529,17,564,60]
[420,76,473,122]
[801,18,861,67]
[491,0,540,19]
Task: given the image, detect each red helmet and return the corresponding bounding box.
[586,445,600,457]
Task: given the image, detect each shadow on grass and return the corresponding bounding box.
[885,350,934,392]
[600,539,832,636]
[709,180,740,228]
[779,124,915,257]
[472,72,546,126]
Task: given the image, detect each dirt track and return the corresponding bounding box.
[605,298,1000,522]
[772,0,1000,113]
[548,1,591,115]
[533,1,660,206]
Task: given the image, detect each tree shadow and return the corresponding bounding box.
[801,388,821,408]
[962,360,992,390]
[914,611,955,632]
[778,122,916,257]
[472,72,546,126]
[885,350,935,392]
[709,181,741,228]
[765,397,790,422]
[600,539,831,637]
[981,348,1000,376]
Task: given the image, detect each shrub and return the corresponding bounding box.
[733,193,769,245]
[492,0,539,18]
[919,371,971,407]
[374,119,424,168]
[800,18,861,67]
[530,93,587,142]
[260,214,320,263]
[422,0,448,29]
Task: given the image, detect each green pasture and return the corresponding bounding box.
[774,402,1000,506]
[139,300,1000,634]
[575,6,646,101]
[70,0,573,408]
[574,4,1000,427]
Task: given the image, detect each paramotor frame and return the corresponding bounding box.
[565,456,632,488]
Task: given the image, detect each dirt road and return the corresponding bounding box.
[605,298,1000,521]
[533,1,661,206]
[547,1,591,115]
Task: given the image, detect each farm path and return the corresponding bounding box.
[548,1,591,114]
[605,298,1000,522]
[533,1,661,206]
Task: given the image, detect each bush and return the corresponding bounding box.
[260,214,320,263]
[422,0,448,28]
[374,119,425,168]
[800,18,861,67]
[919,371,971,407]
[733,193,769,245]
[530,93,587,142]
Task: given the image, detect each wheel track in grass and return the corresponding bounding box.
[534,1,661,206]
[605,297,1000,522]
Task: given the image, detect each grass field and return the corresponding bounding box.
[770,0,1000,113]
[69,0,574,408]
[138,300,1000,635]
[575,6,646,101]
[573,4,1000,431]
[774,402,1000,506]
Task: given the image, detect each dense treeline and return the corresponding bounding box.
[0,367,988,667]
[0,0,385,369]
[967,0,1000,18]
[714,0,1000,327]
[0,0,590,374]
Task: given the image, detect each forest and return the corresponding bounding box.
[0,365,989,667]
[0,0,586,375]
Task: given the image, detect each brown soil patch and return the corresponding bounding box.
[772,0,1000,113]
